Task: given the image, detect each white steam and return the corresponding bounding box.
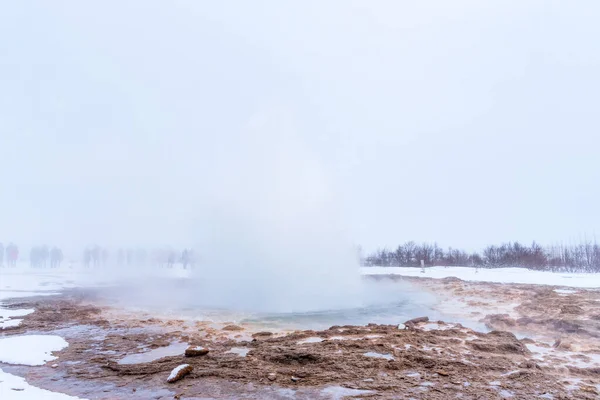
[189,109,364,313]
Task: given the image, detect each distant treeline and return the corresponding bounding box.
[363,241,600,272]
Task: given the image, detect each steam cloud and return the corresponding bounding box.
[188,109,364,313]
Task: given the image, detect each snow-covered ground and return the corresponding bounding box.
[0,264,99,399]
[0,333,83,399]
[0,370,85,400]
[0,335,69,366]
[362,266,600,288]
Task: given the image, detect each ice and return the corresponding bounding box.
[0,335,68,366]
[118,342,188,364]
[320,386,375,399]
[0,368,85,399]
[362,266,600,288]
[363,352,394,360]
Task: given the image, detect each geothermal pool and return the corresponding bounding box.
[81,277,486,332]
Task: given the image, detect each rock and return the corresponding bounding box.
[516,317,535,326]
[51,364,59,368]
[222,325,244,331]
[252,331,274,339]
[267,373,277,381]
[436,369,449,376]
[560,305,584,315]
[551,319,582,333]
[167,364,193,383]
[441,276,462,283]
[470,331,530,355]
[518,361,542,370]
[404,316,429,327]
[482,314,516,329]
[397,323,406,330]
[291,376,300,382]
[581,385,599,394]
[185,346,209,357]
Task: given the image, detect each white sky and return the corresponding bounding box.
[1,1,599,254]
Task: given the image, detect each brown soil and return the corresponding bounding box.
[2,277,600,399]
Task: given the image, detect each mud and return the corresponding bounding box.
[2,276,600,399]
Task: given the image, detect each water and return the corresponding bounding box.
[85,277,485,332]
[118,342,188,364]
[226,347,250,357]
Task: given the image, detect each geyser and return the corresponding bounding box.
[189,110,364,313]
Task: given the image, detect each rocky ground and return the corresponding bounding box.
[2,275,600,399]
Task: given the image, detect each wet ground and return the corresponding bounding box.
[2,275,600,399]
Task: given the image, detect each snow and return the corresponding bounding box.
[0,308,35,319]
[168,364,190,381]
[0,335,69,366]
[421,322,456,331]
[0,308,35,329]
[297,337,324,344]
[363,352,394,360]
[0,291,59,301]
[0,368,85,399]
[362,266,600,288]
[554,289,577,294]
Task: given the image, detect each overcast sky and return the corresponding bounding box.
[1,1,599,254]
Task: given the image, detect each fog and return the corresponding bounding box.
[2,1,600,312]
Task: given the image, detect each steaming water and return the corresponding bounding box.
[86,275,485,331]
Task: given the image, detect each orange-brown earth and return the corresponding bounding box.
[2,275,600,399]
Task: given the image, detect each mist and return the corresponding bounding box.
[187,110,363,312]
[2,1,600,313]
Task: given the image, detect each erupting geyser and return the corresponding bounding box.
[190,110,364,313]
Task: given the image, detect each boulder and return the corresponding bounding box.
[222,325,244,331]
[167,364,193,383]
[185,346,209,357]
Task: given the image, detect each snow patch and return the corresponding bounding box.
[297,337,324,344]
[362,266,600,288]
[0,308,35,329]
[554,289,577,295]
[0,368,86,399]
[363,352,394,360]
[0,335,68,366]
[167,364,190,382]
